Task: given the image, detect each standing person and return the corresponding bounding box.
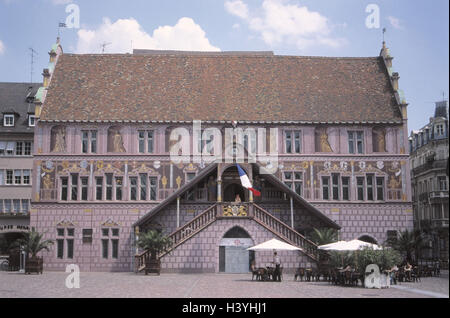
[273,251,281,282]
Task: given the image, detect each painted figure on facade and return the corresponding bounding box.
[316,127,333,152]
[52,126,66,152]
[113,129,126,152]
[373,128,387,152]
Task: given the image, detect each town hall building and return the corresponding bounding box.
[30,39,413,273]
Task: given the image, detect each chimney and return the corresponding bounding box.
[42,68,51,87]
[391,72,400,91]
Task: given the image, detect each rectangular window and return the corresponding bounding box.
[149,177,157,201]
[106,174,113,200]
[366,175,374,201]
[81,177,88,201]
[57,239,64,259]
[102,239,109,259]
[4,114,14,126]
[29,115,36,127]
[61,177,68,201]
[348,131,364,154]
[115,177,123,201]
[24,142,32,156]
[0,170,3,185]
[438,176,448,191]
[71,174,78,200]
[130,177,137,201]
[4,200,11,213]
[14,170,21,184]
[0,199,3,213]
[140,174,147,200]
[285,131,292,153]
[67,239,74,259]
[6,170,13,184]
[147,131,154,153]
[13,199,20,213]
[294,131,301,153]
[15,142,23,156]
[138,131,145,153]
[90,131,97,153]
[21,199,29,213]
[57,228,65,236]
[112,228,119,236]
[376,177,384,201]
[23,170,30,184]
[357,177,365,200]
[102,228,109,237]
[112,239,119,259]
[322,177,330,200]
[294,172,302,196]
[82,229,93,244]
[67,228,74,236]
[82,131,89,153]
[342,177,350,200]
[96,177,103,200]
[332,173,340,200]
[5,142,14,155]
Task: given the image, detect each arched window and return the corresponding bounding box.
[358,235,378,245]
[223,226,251,238]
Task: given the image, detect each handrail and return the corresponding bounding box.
[252,203,319,261]
[135,203,218,272]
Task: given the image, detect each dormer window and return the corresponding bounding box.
[28,115,36,127]
[435,124,444,137]
[3,114,14,127]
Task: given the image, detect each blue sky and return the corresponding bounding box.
[0,0,448,132]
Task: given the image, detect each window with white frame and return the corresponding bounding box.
[283,171,303,196]
[348,131,364,154]
[28,115,36,127]
[285,130,301,154]
[435,124,444,137]
[138,130,154,153]
[3,114,14,127]
[82,130,97,153]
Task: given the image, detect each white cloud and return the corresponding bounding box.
[225,0,346,50]
[387,16,404,30]
[75,17,220,54]
[232,23,241,29]
[51,0,73,4]
[225,0,249,20]
[0,40,4,54]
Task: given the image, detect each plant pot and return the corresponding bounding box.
[145,258,161,275]
[25,257,43,274]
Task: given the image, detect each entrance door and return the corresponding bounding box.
[225,246,249,273]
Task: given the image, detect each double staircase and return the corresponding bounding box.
[135,202,319,273]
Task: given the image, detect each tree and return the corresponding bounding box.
[387,229,424,263]
[136,229,172,260]
[308,228,338,245]
[12,228,54,259]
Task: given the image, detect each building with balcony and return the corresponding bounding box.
[0,82,39,254]
[30,39,413,272]
[409,100,449,263]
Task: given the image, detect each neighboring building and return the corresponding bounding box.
[409,101,449,264]
[30,39,413,272]
[0,82,40,254]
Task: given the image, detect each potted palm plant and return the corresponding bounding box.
[136,229,172,275]
[13,228,54,274]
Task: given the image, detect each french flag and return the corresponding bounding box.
[236,164,261,197]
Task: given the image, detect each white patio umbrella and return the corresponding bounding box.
[247,238,302,251]
[318,239,381,251]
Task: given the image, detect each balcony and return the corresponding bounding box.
[431,219,449,228]
[412,159,447,176]
[429,190,449,201]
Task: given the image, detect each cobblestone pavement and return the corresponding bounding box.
[0,271,448,298]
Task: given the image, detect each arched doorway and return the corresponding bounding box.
[219,226,254,273]
[221,165,249,202]
[358,235,378,245]
[223,183,246,202]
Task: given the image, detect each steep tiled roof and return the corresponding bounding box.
[0,82,41,134]
[40,52,402,123]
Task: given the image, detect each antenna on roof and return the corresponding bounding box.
[100,42,112,53]
[382,27,386,43]
[29,47,38,83]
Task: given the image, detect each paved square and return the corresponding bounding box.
[0,271,448,298]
